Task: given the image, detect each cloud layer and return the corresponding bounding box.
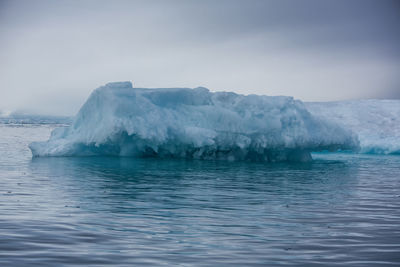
[1,0,399,115]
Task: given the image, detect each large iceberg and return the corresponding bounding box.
[29,82,358,162]
[306,100,400,155]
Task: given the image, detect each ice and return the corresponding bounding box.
[306,100,400,155]
[29,82,358,161]
[0,111,71,125]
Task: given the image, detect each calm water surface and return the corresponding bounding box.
[0,124,399,266]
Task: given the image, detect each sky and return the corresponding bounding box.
[1,0,399,116]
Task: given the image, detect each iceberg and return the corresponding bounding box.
[29,82,358,162]
[306,100,400,155]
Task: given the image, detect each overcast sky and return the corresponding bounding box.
[1,0,399,115]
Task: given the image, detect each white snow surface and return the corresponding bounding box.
[306,100,400,155]
[29,82,358,161]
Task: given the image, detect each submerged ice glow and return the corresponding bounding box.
[29,82,357,161]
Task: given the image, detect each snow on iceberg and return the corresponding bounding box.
[306,100,400,155]
[29,82,358,162]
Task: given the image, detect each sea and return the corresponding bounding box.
[0,121,399,266]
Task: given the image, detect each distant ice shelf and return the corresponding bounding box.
[29,81,358,162]
[0,113,71,125]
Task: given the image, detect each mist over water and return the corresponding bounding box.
[1,124,399,266]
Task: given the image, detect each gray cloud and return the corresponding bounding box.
[0,0,399,115]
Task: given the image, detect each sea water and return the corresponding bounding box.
[0,123,399,266]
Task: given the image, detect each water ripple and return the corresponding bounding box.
[0,125,399,266]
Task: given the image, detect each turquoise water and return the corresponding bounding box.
[1,124,399,266]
